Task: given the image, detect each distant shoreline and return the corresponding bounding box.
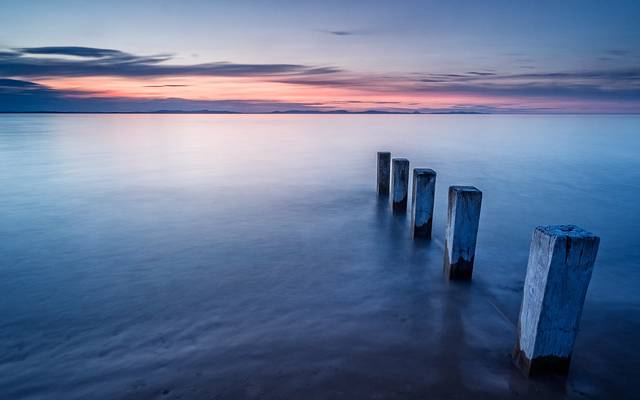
[0,110,483,115]
[1,111,638,115]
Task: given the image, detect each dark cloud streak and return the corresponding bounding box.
[327,31,355,36]
[416,69,640,83]
[16,46,126,58]
[606,49,630,56]
[317,29,369,36]
[143,84,190,87]
[0,46,341,78]
[276,68,640,103]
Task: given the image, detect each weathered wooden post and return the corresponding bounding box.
[443,186,482,280]
[514,225,600,376]
[377,152,391,196]
[411,168,437,239]
[391,158,410,212]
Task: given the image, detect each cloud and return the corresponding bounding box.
[0,78,323,112]
[466,71,497,76]
[317,29,369,36]
[0,46,341,78]
[493,70,640,82]
[143,84,190,87]
[331,100,406,105]
[1,45,639,113]
[275,67,640,105]
[277,68,640,88]
[15,46,126,58]
[0,78,42,89]
[2,75,638,113]
[606,49,630,57]
[412,69,640,85]
[325,30,355,36]
[411,82,640,101]
[276,77,373,87]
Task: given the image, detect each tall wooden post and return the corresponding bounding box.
[411,168,437,239]
[443,186,482,280]
[391,158,410,212]
[514,225,600,376]
[377,152,391,196]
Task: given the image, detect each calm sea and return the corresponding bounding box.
[1,114,639,398]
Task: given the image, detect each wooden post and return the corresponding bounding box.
[377,152,391,196]
[411,168,437,239]
[391,158,410,212]
[514,225,600,376]
[444,186,482,280]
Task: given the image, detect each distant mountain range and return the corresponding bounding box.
[0,109,484,115]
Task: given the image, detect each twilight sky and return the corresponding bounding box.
[1,0,639,113]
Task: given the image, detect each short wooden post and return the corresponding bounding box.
[411,168,437,239]
[377,152,391,196]
[391,158,410,212]
[443,186,482,280]
[514,225,600,376]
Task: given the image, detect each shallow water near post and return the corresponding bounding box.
[1,114,639,398]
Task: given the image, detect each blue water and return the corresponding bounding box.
[1,114,639,398]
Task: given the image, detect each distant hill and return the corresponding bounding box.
[1,109,485,115]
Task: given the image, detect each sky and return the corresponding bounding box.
[1,0,639,113]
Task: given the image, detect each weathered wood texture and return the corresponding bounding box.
[514,225,600,376]
[411,168,437,239]
[377,152,391,196]
[391,158,410,212]
[444,186,482,280]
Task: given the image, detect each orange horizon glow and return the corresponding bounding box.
[34,75,524,111]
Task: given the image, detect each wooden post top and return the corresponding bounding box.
[535,225,598,240]
[413,168,437,176]
[449,185,481,194]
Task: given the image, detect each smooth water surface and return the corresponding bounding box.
[1,114,639,398]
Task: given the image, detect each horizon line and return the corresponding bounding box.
[2,110,640,116]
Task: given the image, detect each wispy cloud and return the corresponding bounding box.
[273,67,640,110]
[143,84,190,87]
[0,46,340,78]
[412,70,639,84]
[606,49,630,57]
[15,46,127,58]
[1,45,639,113]
[0,78,42,89]
[278,68,640,95]
[317,29,369,36]
[326,30,355,36]
[0,78,322,113]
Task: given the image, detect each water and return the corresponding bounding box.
[1,114,639,399]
